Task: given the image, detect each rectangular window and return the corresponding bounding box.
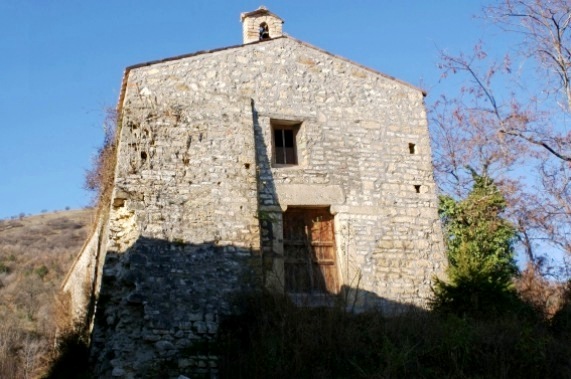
[271,120,300,166]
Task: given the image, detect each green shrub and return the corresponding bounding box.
[35,265,49,280]
[0,261,10,274]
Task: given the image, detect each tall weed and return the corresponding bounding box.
[217,292,571,379]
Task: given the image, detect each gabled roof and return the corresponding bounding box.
[116,36,426,114]
[240,6,284,22]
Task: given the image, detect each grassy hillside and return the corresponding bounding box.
[0,209,93,378]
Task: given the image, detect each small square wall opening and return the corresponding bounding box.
[409,143,416,154]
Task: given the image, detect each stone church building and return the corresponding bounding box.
[63,7,445,377]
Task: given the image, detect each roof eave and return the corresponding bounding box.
[240,8,284,22]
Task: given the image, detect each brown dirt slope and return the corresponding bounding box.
[0,208,93,378]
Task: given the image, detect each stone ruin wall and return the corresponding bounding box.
[88,93,260,376]
[65,36,445,377]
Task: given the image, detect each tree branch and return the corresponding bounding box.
[499,129,571,161]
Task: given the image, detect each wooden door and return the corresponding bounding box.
[283,208,338,294]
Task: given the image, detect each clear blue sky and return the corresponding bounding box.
[0,0,497,219]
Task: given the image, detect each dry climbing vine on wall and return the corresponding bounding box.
[84,108,118,219]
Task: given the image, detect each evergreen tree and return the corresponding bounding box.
[432,171,520,316]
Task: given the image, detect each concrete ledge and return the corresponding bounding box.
[275,184,344,207]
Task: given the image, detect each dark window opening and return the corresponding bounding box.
[272,121,300,166]
[259,22,270,40]
[414,185,421,193]
[409,143,416,154]
[274,129,296,165]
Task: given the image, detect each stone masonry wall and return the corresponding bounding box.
[110,95,259,250]
[89,94,261,377]
[87,36,446,377]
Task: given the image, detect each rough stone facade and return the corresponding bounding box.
[63,7,445,378]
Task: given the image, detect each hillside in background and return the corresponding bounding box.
[0,209,93,378]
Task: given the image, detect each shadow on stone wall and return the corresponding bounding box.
[251,99,279,257]
[216,288,428,379]
[89,236,260,377]
[89,236,423,378]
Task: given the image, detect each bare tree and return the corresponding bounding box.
[431,0,571,276]
[486,0,571,161]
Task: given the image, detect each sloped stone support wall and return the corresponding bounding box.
[61,216,109,328]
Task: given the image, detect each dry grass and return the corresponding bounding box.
[39,290,91,379]
[516,263,567,318]
[0,209,93,378]
[218,291,571,379]
[84,108,117,220]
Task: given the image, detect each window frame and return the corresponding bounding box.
[271,119,301,167]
